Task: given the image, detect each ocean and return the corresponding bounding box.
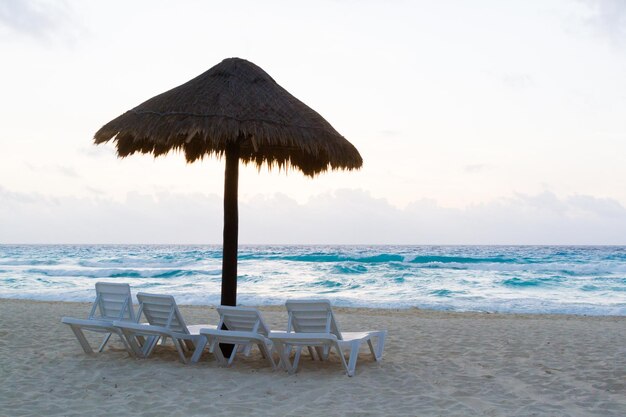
[0,245,625,315]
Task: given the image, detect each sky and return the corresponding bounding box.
[1,0,626,244]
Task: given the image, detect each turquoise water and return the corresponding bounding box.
[0,245,625,315]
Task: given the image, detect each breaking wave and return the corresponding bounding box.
[1,245,625,315]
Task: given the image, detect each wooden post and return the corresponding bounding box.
[221,141,239,307]
[219,141,240,356]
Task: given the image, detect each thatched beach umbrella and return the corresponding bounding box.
[94,57,362,307]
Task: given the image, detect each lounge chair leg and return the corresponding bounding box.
[367,339,376,360]
[336,343,354,377]
[129,335,146,356]
[370,332,386,360]
[97,333,112,352]
[118,328,143,357]
[70,325,94,354]
[180,339,190,353]
[259,342,276,370]
[213,340,228,365]
[346,341,360,377]
[112,329,135,356]
[294,346,303,368]
[322,345,331,360]
[144,336,161,357]
[172,338,187,364]
[227,344,239,366]
[190,336,208,363]
[276,342,296,374]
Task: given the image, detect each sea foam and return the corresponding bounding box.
[1,245,625,315]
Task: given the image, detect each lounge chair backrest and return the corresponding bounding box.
[136,293,189,334]
[216,306,270,336]
[285,299,342,340]
[89,282,135,321]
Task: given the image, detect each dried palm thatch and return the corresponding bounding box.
[93,57,361,313]
[94,57,362,176]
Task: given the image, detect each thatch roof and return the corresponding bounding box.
[94,58,362,176]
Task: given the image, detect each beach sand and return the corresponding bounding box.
[0,299,624,416]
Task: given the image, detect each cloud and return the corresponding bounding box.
[55,165,79,178]
[500,73,534,89]
[24,162,80,179]
[78,146,112,159]
[578,0,626,45]
[567,194,626,218]
[463,164,490,174]
[0,188,223,244]
[483,70,534,90]
[378,130,402,138]
[1,187,625,244]
[512,191,569,215]
[0,0,79,43]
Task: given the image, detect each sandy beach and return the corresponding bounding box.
[0,299,624,416]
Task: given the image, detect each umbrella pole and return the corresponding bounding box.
[219,141,239,357]
[221,142,240,307]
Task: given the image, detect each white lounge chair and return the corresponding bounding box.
[269,299,386,376]
[113,292,216,363]
[191,306,275,369]
[61,282,136,355]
